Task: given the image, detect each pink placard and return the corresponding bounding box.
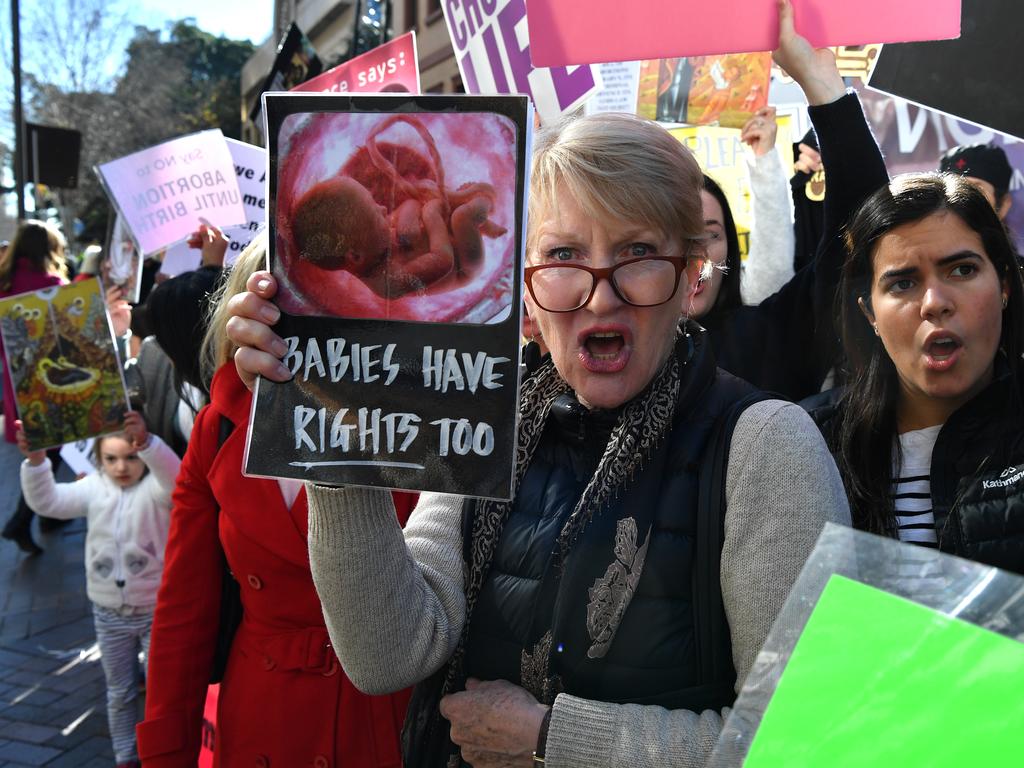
[524,0,961,67]
[198,684,218,768]
[291,32,420,95]
[95,130,247,256]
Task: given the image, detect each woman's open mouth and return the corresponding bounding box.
[579,326,631,372]
[923,332,963,371]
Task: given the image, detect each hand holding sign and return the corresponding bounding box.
[226,270,289,392]
[772,0,845,107]
[14,420,46,466]
[187,221,230,268]
[122,410,151,451]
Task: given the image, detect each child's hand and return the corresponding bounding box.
[123,411,151,451]
[14,421,45,466]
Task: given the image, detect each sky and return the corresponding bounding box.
[134,0,275,46]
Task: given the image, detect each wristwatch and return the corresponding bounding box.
[532,708,553,766]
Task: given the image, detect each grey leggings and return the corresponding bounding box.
[93,604,153,764]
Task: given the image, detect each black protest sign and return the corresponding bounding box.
[24,123,81,188]
[245,93,532,500]
[250,22,324,120]
[869,0,1024,140]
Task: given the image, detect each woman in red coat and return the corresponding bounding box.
[138,237,413,767]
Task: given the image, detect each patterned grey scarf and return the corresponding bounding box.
[440,344,683,701]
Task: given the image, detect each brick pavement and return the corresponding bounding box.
[0,436,115,767]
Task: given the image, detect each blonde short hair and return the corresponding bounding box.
[527,112,704,256]
[200,232,268,386]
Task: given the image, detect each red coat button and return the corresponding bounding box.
[247,574,263,590]
[255,756,269,768]
[314,756,330,768]
[262,655,275,671]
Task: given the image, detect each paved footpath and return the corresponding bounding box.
[0,437,115,767]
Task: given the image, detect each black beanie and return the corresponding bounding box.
[939,144,1013,199]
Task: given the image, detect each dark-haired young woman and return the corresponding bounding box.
[813,173,1024,573]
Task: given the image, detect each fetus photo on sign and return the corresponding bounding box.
[273,109,517,324]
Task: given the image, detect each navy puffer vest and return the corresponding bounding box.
[464,332,759,709]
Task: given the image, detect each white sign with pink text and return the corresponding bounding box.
[158,138,267,276]
[95,130,247,256]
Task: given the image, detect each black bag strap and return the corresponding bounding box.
[214,413,235,564]
[217,414,234,451]
[693,392,772,703]
[209,414,240,685]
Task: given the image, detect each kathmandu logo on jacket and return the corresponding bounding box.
[983,466,1024,489]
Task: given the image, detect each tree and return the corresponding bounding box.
[24,0,132,93]
[117,21,254,142]
[18,14,254,244]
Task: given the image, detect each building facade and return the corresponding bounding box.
[240,0,461,144]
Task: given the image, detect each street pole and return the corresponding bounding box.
[11,0,25,221]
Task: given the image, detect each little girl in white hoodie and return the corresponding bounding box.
[18,412,180,768]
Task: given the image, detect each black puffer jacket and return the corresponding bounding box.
[807,372,1024,574]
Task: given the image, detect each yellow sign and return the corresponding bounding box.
[670,117,794,258]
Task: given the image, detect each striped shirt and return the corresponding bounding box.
[882,426,949,601]
[892,425,942,547]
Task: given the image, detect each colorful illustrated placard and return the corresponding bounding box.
[0,279,129,451]
[670,119,794,256]
[640,53,772,128]
[684,54,772,127]
[96,130,247,257]
[524,0,961,67]
[442,0,600,124]
[293,32,420,96]
[158,138,267,277]
[743,575,1024,766]
[245,93,532,499]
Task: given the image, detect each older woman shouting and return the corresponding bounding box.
[225,12,849,768]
